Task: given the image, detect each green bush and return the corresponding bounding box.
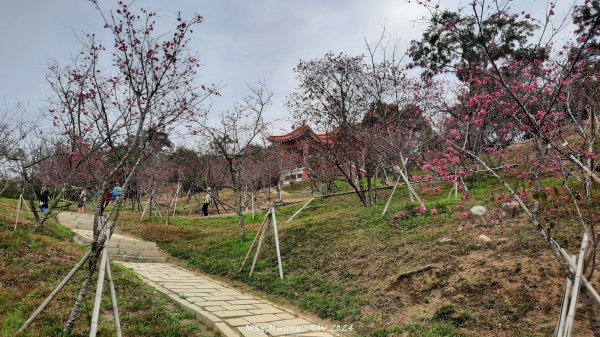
[433,304,472,328]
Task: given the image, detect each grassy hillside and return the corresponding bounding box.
[0,198,214,337]
[117,177,599,336]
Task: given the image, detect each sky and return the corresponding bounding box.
[0,0,576,145]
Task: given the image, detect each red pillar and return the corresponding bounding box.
[302,141,309,180]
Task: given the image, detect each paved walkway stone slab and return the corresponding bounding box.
[120,262,338,336]
[58,212,166,262]
[59,211,337,336]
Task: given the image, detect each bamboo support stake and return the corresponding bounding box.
[151,196,165,217]
[14,193,23,230]
[556,255,575,337]
[271,206,284,279]
[172,181,181,217]
[141,189,163,216]
[447,184,455,198]
[90,242,110,337]
[409,183,422,204]
[249,219,268,277]
[140,195,151,220]
[397,169,423,204]
[239,211,271,272]
[251,191,255,220]
[453,170,459,198]
[382,175,401,217]
[245,191,269,207]
[459,175,469,193]
[105,256,122,337]
[182,189,192,208]
[17,250,91,334]
[239,221,265,272]
[22,194,31,212]
[286,197,315,223]
[560,248,600,305]
[564,233,589,337]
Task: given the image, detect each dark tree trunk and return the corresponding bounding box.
[583,290,600,336]
[63,252,98,333]
[228,158,245,241]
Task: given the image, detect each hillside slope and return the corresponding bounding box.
[0,198,213,337]
[117,178,600,336]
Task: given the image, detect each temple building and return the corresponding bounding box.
[267,123,364,185]
[267,123,331,184]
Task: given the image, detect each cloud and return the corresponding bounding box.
[0,0,574,144]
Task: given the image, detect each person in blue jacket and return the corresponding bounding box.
[112,185,122,203]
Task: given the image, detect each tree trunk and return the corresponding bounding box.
[332,159,368,207]
[276,181,282,202]
[20,165,40,227]
[63,252,98,333]
[251,191,255,220]
[65,155,142,333]
[366,175,374,205]
[582,290,600,336]
[228,158,245,241]
[32,185,66,233]
[234,185,244,241]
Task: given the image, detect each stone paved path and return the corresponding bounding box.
[57,212,166,262]
[58,212,338,336]
[119,262,338,337]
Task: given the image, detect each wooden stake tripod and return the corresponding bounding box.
[17,216,123,337]
[14,193,32,230]
[140,189,167,219]
[381,168,423,218]
[239,205,284,279]
[554,232,600,337]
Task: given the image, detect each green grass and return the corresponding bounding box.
[116,176,596,336]
[381,323,464,337]
[0,198,213,337]
[282,177,390,195]
[282,181,313,194]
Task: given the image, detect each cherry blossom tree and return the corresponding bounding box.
[0,103,56,217]
[361,32,441,205]
[133,155,177,215]
[287,53,376,205]
[33,1,218,331]
[168,146,204,197]
[287,42,442,206]
[194,82,273,241]
[416,0,600,331]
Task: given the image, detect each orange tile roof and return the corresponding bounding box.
[268,124,328,143]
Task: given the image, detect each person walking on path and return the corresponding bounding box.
[112,185,122,203]
[100,188,110,216]
[202,187,211,216]
[39,190,49,214]
[77,189,87,214]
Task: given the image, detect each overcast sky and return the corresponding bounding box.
[0,0,574,144]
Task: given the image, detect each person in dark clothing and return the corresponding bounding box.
[39,190,49,214]
[100,189,110,216]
